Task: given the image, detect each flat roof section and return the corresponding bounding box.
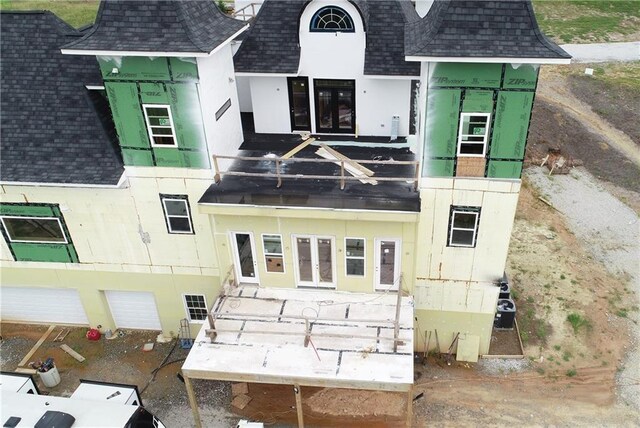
[200,144,421,212]
[182,286,414,392]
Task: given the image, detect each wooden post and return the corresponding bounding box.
[405,387,413,428]
[212,156,221,183]
[304,318,310,347]
[183,374,202,428]
[393,274,403,353]
[294,384,305,428]
[276,159,282,188]
[207,314,217,342]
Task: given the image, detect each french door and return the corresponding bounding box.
[374,239,401,291]
[287,77,311,131]
[314,79,355,134]
[231,232,259,284]
[293,235,336,288]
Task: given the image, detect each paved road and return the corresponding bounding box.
[560,41,640,62]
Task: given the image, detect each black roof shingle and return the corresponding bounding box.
[1,11,124,185]
[405,0,571,59]
[234,0,420,76]
[63,0,247,54]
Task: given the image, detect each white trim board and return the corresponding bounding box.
[405,56,571,65]
[0,172,128,189]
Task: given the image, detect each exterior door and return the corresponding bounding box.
[231,232,259,284]
[288,77,311,131]
[293,235,335,288]
[314,79,355,133]
[374,239,401,291]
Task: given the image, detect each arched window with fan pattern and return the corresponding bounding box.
[309,6,355,32]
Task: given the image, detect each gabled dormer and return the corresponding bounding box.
[61,0,248,169]
[405,0,571,180]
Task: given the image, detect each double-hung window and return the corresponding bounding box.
[457,113,490,157]
[263,234,284,273]
[160,195,193,234]
[143,104,177,147]
[448,207,481,247]
[345,238,365,276]
[183,294,208,322]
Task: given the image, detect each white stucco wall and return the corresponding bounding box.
[245,0,413,137]
[197,44,244,170]
[235,75,253,112]
[249,76,291,134]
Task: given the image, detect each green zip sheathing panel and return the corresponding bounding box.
[104,67,209,168]
[429,63,502,88]
[489,91,534,160]
[424,158,455,177]
[169,57,199,81]
[503,64,539,90]
[487,160,523,179]
[462,90,494,113]
[121,148,155,166]
[106,82,150,150]
[422,64,539,180]
[0,203,79,263]
[98,56,171,81]
[425,89,461,158]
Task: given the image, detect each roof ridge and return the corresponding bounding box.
[61,0,105,49]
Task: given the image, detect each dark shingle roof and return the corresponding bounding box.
[1,11,124,185]
[63,0,247,54]
[234,0,420,76]
[234,0,303,74]
[364,1,420,76]
[405,0,571,59]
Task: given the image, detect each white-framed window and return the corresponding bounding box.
[262,234,285,273]
[448,207,481,248]
[457,113,491,157]
[310,6,355,32]
[0,216,68,244]
[183,294,208,322]
[160,195,194,234]
[345,237,365,276]
[142,104,177,147]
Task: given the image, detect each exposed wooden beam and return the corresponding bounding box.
[282,138,316,159]
[183,373,202,428]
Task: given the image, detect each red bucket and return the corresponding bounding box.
[86,328,101,341]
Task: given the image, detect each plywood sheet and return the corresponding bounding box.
[456,157,486,178]
[456,334,480,362]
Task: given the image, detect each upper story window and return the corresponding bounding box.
[310,6,355,32]
[160,195,194,234]
[448,206,481,248]
[1,217,67,244]
[457,113,491,157]
[143,104,177,147]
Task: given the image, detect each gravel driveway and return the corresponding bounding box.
[525,166,640,410]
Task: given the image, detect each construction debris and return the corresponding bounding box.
[60,344,86,362]
[142,343,154,352]
[231,382,249,396]
[315,144,378,185]
[281,137,316,159]
[231,394,252,410]
[53,328,70,342]
[538,148,583,175]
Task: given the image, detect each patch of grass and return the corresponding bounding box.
[560,274,566,280]
[533,1,640,44]
[562,350,573,362]
[553,344,561,351]
[566,369,577,377]
[616,309,628,318]
[0,0,100,28]
[567,313,591,334]
[536,367,545,375]
[516,297,553,347]
[548,356,555,362]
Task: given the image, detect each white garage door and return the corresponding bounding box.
[1,287,89,325]
[105,291,162,330]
